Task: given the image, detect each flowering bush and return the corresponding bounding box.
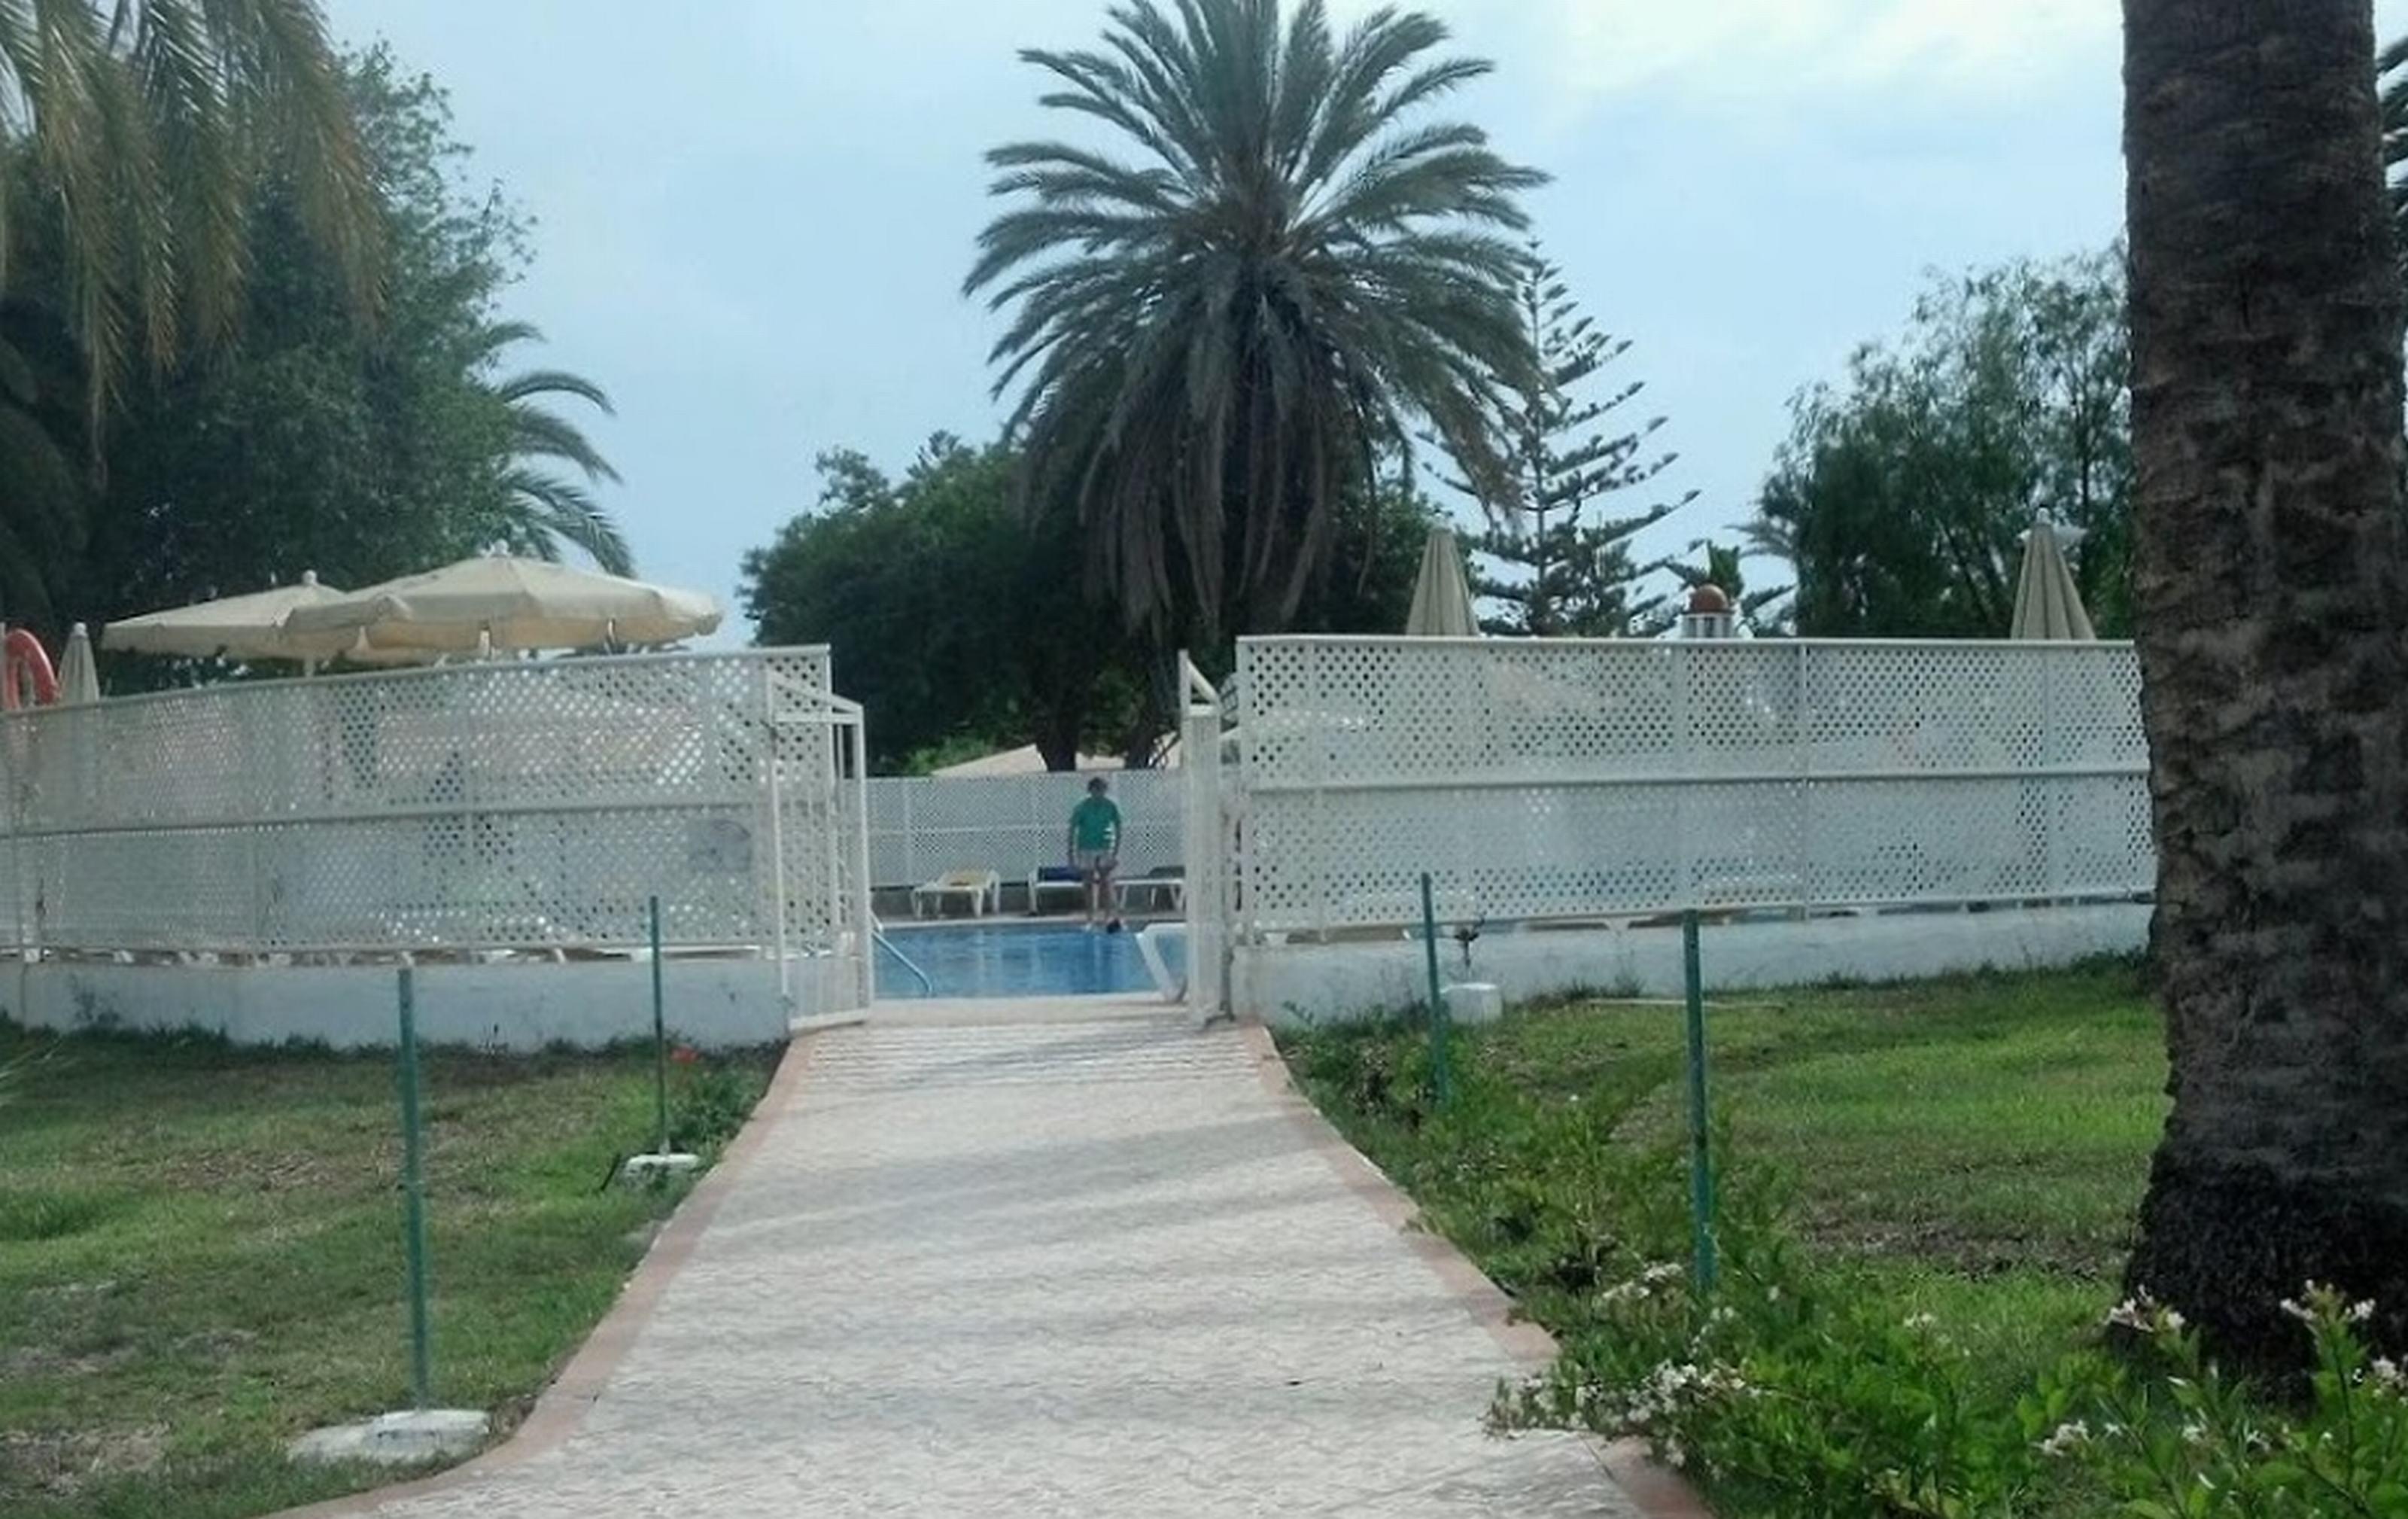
[2042,1285,2408,1517]
[1501,1239,2051,1517]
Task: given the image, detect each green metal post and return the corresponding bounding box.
[396,965,433,1408]
[1420,872,1450,1106]
[649,894,667,1156]
[1682,909,1718,1292]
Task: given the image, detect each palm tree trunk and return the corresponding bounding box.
[2123,0,2408,1371]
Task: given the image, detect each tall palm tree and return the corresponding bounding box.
[476,321,631,574]
[0,2,376,629]
[1,2,376,404]
[966,0,1543,635]
[2122,0,2408,1372]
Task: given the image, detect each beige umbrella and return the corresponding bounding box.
[55,623,99,704]
[282,553,722,658]
[102,571,351,662]
[2010,516,2096,641]
[1404,526,1479,637]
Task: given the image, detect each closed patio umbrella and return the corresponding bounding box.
[282,553,723,659]
[55,623,99,703]
[1404,527,1479,637]
[2010,516,2096,641]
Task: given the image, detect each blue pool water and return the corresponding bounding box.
[878,921,1176,1000]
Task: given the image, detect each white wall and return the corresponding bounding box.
[1234,903,2151,1027]
[2,958,807,1049]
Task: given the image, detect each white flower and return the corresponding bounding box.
[2350,1298,2376,1325]
[1642,1262,1686,1285]
[2372,1357,2405,1393]
[1663,1442,1687,1469]
[2280,1297,2315,1326]
[2105,1296,2161,1333]
[2181,1421,2209,1447]
[1902,1312,1938,1332]
[2163,1307,2187,1333]
[2037,1420,2090,1457]
[1766,1285,1782,1304]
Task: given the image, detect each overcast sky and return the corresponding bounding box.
[324,1,2408,638]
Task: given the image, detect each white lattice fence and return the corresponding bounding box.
[1233,637,2151,936]
[0,650,863,976]
[864,770,1181,887]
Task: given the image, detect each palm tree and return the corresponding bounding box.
[476,321,631,574]
[0,2,376,629]
[966,0,1543,635]
[2381,34,2408,272]
[1,2,376,404]
[2122,0,2408,1372]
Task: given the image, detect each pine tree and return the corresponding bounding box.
[1461,249,1694,636]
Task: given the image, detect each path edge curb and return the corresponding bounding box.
[263,1031,828,1519]
[1239,1020,1716,1519]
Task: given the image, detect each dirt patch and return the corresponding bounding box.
[0,1344,138,1379]
[0,1423,169,1496]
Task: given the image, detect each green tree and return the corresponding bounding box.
[743,437,1127,773]
[744,434,1439,772]
[965,0,1543,638]
[1753,252,2131,638]
[2122,0,2408,1374]
[478,321,631,574]
[80,50,624,658]
[1464,249,1691,637]
[0,0,381,630]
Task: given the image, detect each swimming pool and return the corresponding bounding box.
[877,921,1178,1000]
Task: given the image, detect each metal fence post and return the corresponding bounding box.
[396,964,433,1408]
[1421,872,1451,1106]
[1682,910,1718,1292]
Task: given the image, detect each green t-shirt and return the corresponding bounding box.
[1070,795,1122,852]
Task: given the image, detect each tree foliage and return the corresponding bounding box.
[1752,252,2130,638]
[62,48,625,660]
[966,0,1543,637]
[1460,248,1692,637]
[0,0,379,406]
[743,434,1436,773]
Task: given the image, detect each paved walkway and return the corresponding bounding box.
[326,1006,1645,1517]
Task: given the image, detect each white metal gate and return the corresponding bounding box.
[1179,656,1230,1023]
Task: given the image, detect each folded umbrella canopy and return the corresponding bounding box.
[102,571,351,662]
[1404,527,1479,637]
[2009,516,2096,641]
[54,623,99,704]
[281,553,723,658]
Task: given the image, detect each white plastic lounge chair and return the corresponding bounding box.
[911,869,999,919]
[1113,866,1186,915]
[1026,866,1090,915]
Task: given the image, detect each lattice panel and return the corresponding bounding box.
[863,771,1183,889]
[0,650,851,957]
[1234,637,2151,933]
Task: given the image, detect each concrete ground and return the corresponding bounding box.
[293,1001,1670,1517]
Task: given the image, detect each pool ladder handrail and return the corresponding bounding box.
[871,914,935,995]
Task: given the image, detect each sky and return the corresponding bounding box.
[324,1,2408,641]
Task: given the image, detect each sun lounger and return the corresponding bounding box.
[1027,865,1089,915]
[1113,866,1186,915]
[911,869,999,918]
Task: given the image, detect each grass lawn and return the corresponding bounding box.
[1279,958,2166,1515]
[0,1023,774,1519]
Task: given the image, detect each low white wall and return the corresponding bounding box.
[1234,903,2151,1027]
[2,958,800,1050]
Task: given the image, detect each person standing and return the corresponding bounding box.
[1066,776,1123,931]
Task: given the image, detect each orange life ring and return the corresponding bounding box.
[2,628,59,710]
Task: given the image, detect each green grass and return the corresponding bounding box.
[0,1024,774,1519]
[1280,959,2166,1514]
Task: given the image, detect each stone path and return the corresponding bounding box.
[326,1008,1642,1517]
